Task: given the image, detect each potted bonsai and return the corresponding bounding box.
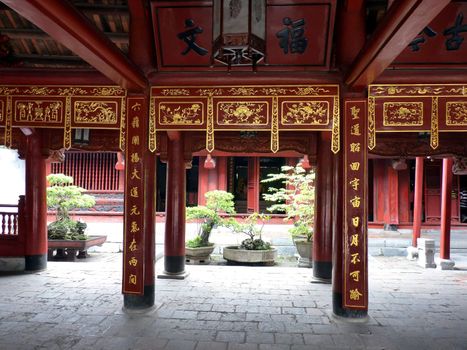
[185,190,236,263]
[46,174,104,261]
[223,213,277,265]
[262,164,315,267]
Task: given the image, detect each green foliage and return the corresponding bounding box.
[230,213,272,251]
[46,173,95,240]
[262,165,315,242]
[186,190,236,247]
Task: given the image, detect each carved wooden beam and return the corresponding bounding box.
[1,0,146,91]
[128,0,155,73]
[345,0,450,90]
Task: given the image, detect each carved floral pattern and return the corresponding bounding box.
[217,102,267,125]
[383,102,423,126]
[159,103,204,125]
[281,101,329,125]
[74,101,117,124]
[447,102,467,125]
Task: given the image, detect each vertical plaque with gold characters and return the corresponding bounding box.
[343,100,368,309]
[122,97,146,295]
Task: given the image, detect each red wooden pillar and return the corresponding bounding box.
[247,157,260,213]
[122,96,156,309]
[24,131,48,271]
[333,100,368,319]
[198,157,209,206]
[385,165,399,229]
[313,132,333,280]
[217,157,228,191]
[412,157,424,247]
[163,131,187,277]
[440,158,454,262]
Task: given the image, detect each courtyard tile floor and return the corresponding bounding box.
[0,253,466,350]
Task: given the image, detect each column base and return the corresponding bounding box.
[406,246,419,260]
[332,291,368,320]
[437,258,455,270]
[157,271,190,280]
[313,261,332,280]
[163,255,185,273]
[25,254,47,271]
[123,285,155,310]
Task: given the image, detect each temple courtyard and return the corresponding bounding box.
[0,245,466,350]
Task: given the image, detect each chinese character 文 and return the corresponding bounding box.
[129,257,138,267]
[129,274,137,285]
[129,238,138,251]
[351,253,361,265]
[349,288,363,301]
[349,178,360,191]
[350,143,361,153]
[130,186,139,198]
[131,135,140,146]
[350,270,360,282]
[350,162,360,171]
[132,116,139,128]
[409,26,437,51]
[177,19,208,56]
[276,17,308,54]
[130,205,141,216]
[444,13,467,51]
[350,234,359,247]
[350,196,361,208]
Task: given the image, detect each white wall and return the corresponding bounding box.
[0,147,25,207]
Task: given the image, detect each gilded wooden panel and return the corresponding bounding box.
[281,101,329,125]
[74,101,118,125]
[446,102,467,126]
[14,100,63,123]
[217,101,268,125]
[382,102,423,126]
[158,102,204,125]
[0,100,3,123]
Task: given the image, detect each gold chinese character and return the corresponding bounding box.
[131,168,141,180]
[350,196,361,208]
[131,135,140,146]
[350,124,361,136]
[350,143,361,153]
[350,106,360,120]
[130,222,140,233]
[129,257,138,267]
[351,253,360,265]
[350,234,359,247]
[352,216,360,228]
[132,116,139,128]
[129,274,137,285]
[130,205,141,216]
[349,288,363,301]
[350,270,360,282]
[349,178,360,191]
[129,238,138,251]
[130,186,139,198]
[349,162,360,171]
[131,152,140,163]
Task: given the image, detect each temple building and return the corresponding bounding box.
[0,0,466,320]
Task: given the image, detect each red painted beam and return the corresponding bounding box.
[128,0,155,73]
[1,0,147,91]
[345,0,450,90]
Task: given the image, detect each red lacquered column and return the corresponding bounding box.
[440,158,453,260]
[313,132,333,280]
[164,132,187,275]
[412,157,424,247]
[24,131,48,271]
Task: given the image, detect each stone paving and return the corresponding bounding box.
[0,253,467,350]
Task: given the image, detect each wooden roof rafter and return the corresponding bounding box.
[0,0,146,91]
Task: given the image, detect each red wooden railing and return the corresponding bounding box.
[51,152,121,191]
[0,196,26,256]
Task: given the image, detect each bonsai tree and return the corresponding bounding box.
[186,190,236,248]
[230,212,272,250]
[261,165,315,242]
[46,174,96,240]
